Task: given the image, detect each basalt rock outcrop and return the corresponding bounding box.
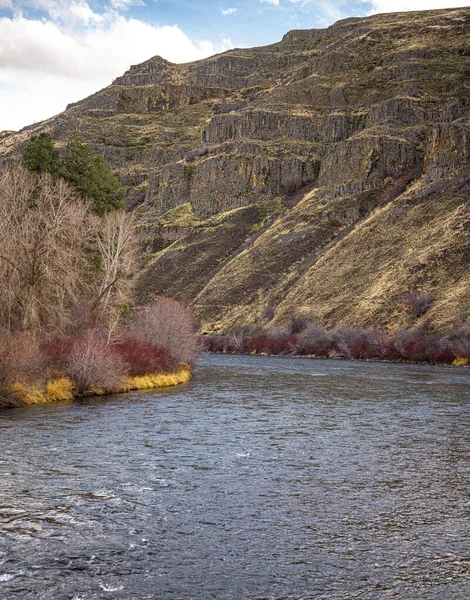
[1,8,470,332]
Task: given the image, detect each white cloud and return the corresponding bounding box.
[66,4,105,25]
[0,14,219,131]
[260,0,280,5]
[0,1,106,26]
[222,7,237,15]
[368,0,470,12]
[109,0,145,9]
[220,37,235,50]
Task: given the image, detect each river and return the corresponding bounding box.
[1,354,469,599]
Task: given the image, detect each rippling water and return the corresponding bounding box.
[1,354,469,599]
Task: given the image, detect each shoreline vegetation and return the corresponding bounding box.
[0,366,191,409]
[0,298,197,409]
[201,320,470,367]
[0,155,197,409]
[0,299,196,409]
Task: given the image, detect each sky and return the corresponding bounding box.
[0,0,468,131]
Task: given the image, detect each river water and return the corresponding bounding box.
[1,354,469,599]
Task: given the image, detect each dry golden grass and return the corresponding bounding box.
[0,366,191,408]
[46,378,74,402]
[275,174,470,332]
[5,383,46,405]
[135,202,279,305]
[125,365,191,391]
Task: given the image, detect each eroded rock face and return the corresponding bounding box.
[318,134,419,196]
[2,8,470,331]
[203,111,365,144]
[424,123,470,182]
[2,7,469,217]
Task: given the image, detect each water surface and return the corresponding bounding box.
[1,355,469,599]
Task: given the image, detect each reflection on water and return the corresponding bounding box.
[0,355,469,599]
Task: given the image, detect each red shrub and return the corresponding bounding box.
[273,334,300,355]
[429,344,455,364]
[350,338,378,360]
[243,334,298,355]
[42,336,78,374]
[299,342,332,356]
[401,335,440,363]
[114,337,173,375]
[381,342,403,361]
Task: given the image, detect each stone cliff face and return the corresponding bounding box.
[1,8,470,332]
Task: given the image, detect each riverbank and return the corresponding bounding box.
[201,328,470,367]
[203,349,469,368]
[0,364,191,408]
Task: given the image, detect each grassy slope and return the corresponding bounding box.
[135,201,281,308]
[276,169,470,331]
[136,162,470,334]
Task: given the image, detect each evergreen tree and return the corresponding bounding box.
[59,132,124,216]
[22,132,59,176]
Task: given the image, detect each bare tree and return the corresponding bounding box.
[402,290,435,318]
[0,166,139,340]
[0,165,96,333]
[92,209,139,341]
[0,331,43,386]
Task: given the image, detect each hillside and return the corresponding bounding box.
[1,7,470,333]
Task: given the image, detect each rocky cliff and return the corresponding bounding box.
[1,7,470,333]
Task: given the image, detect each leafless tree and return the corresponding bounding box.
[402,290,435,318]
[0,166,139,340]
[0,165,96,333]
[92,209,139,341]
[0,330,43,386]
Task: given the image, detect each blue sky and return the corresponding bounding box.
[0,0,467,131]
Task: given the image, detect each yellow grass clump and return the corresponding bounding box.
[7,383,46,405]
[453,357,469,367]
[125,365,191,391]
[46,378,74,402]
[0,366,191,408]
[8,377,75,405]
